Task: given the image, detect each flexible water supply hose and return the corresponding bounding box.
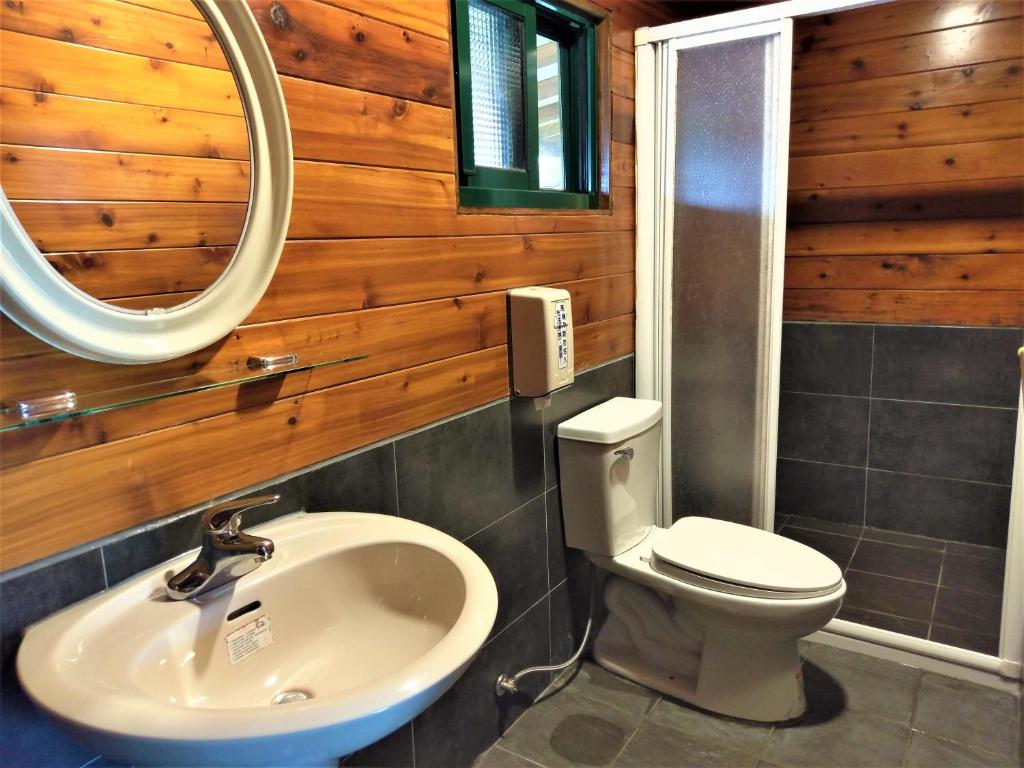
[494,562,596,696]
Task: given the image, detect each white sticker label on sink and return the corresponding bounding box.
[226,614,273,665]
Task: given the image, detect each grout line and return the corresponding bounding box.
[483,591,550,649]
[779,456,1013,489]
[491,746,548,768]
[391,442,402,518]
[462,489,548,543]
[927,553,945,641]
[778,389,1018,412]
[863,326,875,527]
[98,547,109,590]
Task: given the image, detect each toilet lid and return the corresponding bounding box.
[652,517,843,594]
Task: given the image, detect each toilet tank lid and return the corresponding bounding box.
[557,397,662,444]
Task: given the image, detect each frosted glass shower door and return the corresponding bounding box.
[660,22,791,528]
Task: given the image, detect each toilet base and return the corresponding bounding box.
[593,581,808,723]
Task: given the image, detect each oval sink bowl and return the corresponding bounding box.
[17,512,498,767]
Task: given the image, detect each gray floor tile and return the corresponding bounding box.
[848,539,943,584]
[781,527,859,570]
[499,688,645,768]
[836,606,930,639]
[761,709,909,768]
[647,697,772,757]
[912,674,1020,758]
[932,587,1003,636]
[843,570,937,621]
[861,527,946,552]
[802,643,922,726]
[946,542,1006,562]
[940,554,1006,595]
[785,516,865,538]
[474,746,547,768]
[612,720,759,768]
[929,624,1000,656]
[555,662,658,717]
[906,732,1018,768]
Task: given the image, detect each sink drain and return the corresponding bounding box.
[272,689,312,705]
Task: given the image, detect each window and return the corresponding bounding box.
[452,0,599,209]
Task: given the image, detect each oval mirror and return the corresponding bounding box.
[0,0,292,364]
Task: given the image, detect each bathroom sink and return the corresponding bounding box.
[17,512,498,767]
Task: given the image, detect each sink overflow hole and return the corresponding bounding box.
[273,689,312,705]
[227,600,262,622]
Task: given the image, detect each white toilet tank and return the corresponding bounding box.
[557,397,662,557]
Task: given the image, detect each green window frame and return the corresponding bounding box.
[452,0,599,210]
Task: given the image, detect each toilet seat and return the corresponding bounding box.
[650,517,843,600]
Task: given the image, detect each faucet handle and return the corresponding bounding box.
[203,494,281,534]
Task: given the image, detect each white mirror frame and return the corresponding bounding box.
[0,0,293,364]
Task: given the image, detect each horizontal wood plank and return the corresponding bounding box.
[611,140,635,187]
[788,138,1024,190]
[318,0,450,41]
[783,288,1024,326]
[0,346,512,568]
[611,46,634,99]
[793,17,1024,88]
[2,144,250,203]
[0,87,250,159]
[784,253,1024,291]
[248,0,453,107]
[791,58,1023,123]
[788,176,1024,223]
[793,1,1021,51]
[789,98,1024,157]
[282,76,454,172]
[0,0,231,69]
[787,218,1024,256]
[9,200,247,251]
[612,93,635,144]
[0,29,244,115]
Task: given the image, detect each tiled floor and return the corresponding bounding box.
[477,647,1021,768]
[775,515,1006,655]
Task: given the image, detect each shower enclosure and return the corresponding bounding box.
[635,0,1023,684]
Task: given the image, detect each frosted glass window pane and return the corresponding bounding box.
[468,0,526,170]
[537,34,565,190]
[670,35,778,526]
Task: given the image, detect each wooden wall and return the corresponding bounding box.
[784,0,1024,326]
[0,0,674,570]
[1,0,251,303]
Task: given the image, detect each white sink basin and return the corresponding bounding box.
[17,512,498,766]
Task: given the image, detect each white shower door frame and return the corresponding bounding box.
[634,0,1023,685]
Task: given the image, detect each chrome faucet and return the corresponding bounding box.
[166,495,279,600]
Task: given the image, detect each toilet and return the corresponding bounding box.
[557,397,845,723]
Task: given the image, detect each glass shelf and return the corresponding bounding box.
[0,352,368,432]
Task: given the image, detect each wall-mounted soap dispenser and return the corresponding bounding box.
[507,287,574,398]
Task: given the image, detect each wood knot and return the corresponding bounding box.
[944,157,955,166]
[288,416,298,425]
[269,2,291,30]
[851,58,864,70]
[100,212,115,227]
[422,84,436,99]
[3,152,17,163]
[60,27,75,42]
[354,30,365,42]
[294,48,306,61]
[147,232,159,243]
[392,99,408,117]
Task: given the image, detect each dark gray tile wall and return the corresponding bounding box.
[775,322,1021,548]
[0,355,634,768]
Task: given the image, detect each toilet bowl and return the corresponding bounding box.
[557,397,845,723]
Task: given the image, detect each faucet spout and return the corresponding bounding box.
[166,495,280,600]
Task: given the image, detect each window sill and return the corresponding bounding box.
[458,187,600,211]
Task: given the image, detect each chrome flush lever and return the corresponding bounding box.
[614,447,634,460]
